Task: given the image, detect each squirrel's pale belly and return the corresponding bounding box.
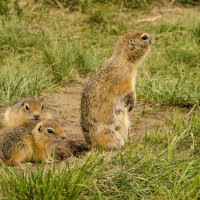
[114,96,130,139]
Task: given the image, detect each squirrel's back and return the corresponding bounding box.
[0,127,33,165]
[81,59,116,135]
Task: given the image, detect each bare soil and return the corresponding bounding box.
[44,78,168,158]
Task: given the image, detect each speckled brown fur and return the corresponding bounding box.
[2,97,52,129]
[0,120,66,166]
[81,30,154,150]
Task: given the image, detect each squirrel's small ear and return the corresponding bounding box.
[38,125,42,133]
[128,39,134,46]
[21,101,25,106]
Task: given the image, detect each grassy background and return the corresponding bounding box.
[0,0,200,199]
[0,0,199,106]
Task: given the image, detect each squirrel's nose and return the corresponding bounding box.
[149,36,155,45]
[62,134,66,139]
[34,114,40,120]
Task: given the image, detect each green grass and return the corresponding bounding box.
[0,63,52,106]
[0,1,199,106]
[0,0,200,199]
[137,14,200,107]
[43,39,100,82]
[1,109,200,199]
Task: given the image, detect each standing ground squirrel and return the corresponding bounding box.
[81,30,154,150]
[0,120,66,166]
[2,97,52,129]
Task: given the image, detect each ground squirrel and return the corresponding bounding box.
[2,97,52,129]
[0,120,66,166]
[81,30,154,150]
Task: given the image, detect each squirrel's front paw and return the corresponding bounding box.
[123,93,135,112]
[116,136,125,149]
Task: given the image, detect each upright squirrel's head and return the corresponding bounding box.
[113,30,154,64]
[20,97,49,121]
[33,120,66,141]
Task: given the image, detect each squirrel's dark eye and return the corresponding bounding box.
[25,105,29,110]
[47,128,54,134]
[141,35,148,40]
[41,105,44,110]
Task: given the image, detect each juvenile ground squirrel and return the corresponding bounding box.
[2,97,52,129]
[81,30,154,150]
[0,120,66,166]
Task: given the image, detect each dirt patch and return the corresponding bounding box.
[130,102,168,140]
[44,78,168,157]
[45,78,89,159]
